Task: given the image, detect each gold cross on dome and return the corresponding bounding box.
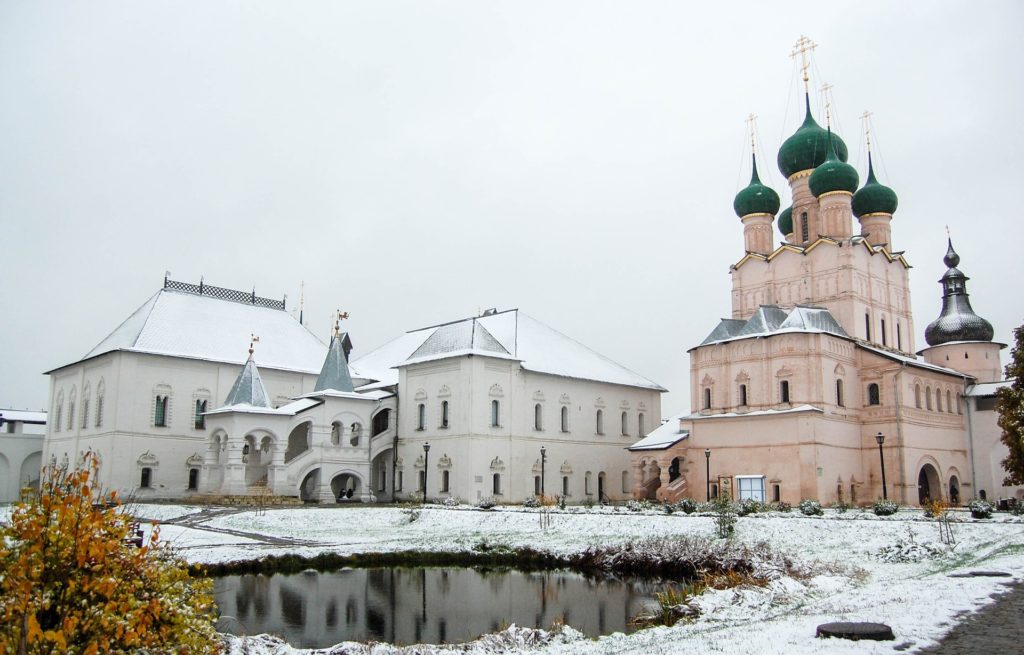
[860,110,874,150]
[746,113,758,153]
[790,35,817,92]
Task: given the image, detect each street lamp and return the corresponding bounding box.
[705,449,711,501]
[540,446,547,497]
[422,442,430,503]
[875,432,887,501]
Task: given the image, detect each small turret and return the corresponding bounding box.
[924,240,994,346]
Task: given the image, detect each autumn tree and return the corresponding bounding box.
[0,452,219,654]
[999,323,1024,485]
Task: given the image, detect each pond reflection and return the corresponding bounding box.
[214,567,665,648]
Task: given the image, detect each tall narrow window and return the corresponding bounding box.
[560,406,569,433]
[915,384,922,408]
[585,471,593,495]
[418,470,426,493]
[54,394,63,432]
[140,467,152,488]
[331,421,342,445]
[897,322,902,350]
[865,313,871,341]
[772,483,781,503]
[703,388,712,410]
[638,412,645,436]
[622,470,629,493]
[154,396,168,427]
[881,318,887,346]
[868,383,881,406]
[417,403,425,430]
[739,384,748,406]
[492,473,501,495]
[800,211,809,242]
[441,401,449,428]
[534,476,541,495]
[67,393,75,432]
[95,383,104,428]
[350,423,361,446]
[441,470,450,493]
[620,411,628,436]
[947,390,953,414]
[194,399,207,429]
[836,379,845,407]
[372,409,390,436]
[562,476,569,496]
[780,380,790,403]
[490,400,500,427]
[956,393,962,415]
[925,386,932,410]
[534,404,542,431]
[935,388,942,412]
[397,470,404,491]
[188,468,199,491]
[595,409,604,435]
[81,399,90,429]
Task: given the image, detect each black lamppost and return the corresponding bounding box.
[540,446,547,497]
[704,448,711,501]
[422,442,430,504]
[875,432,887,501]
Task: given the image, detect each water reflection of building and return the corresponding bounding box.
[214,567,657,648]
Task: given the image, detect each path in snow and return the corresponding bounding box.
[915,579,1024,654]
[139,506,324,548]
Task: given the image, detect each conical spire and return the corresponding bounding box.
[315,333,356,392]
[924,239,994,346]
[224,339,271,407]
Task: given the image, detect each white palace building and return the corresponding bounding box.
[43,278,664,503]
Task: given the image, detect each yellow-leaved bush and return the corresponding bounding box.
[0,451,220,654]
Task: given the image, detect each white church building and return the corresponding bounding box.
[43,278,664,504]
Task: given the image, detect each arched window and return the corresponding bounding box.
[585,471,593,495]
[95,380,105,428]
[800,211,809,242]
[915,384,922,409]
[836,379,845,407]
[372,409,390,436]
[621,411,628,436]
[560,406,569,433]
[53,392,63,432]
[936,390,943,413]
[331,421,342,445]
[188,468,199,491]
[925,386,932,410]
[739,384,748,406]
[154,395,168,427]
[441,470,450,493]
[194,399,207,430]
[441,401,449,428]
[956,393,963,415]
[880,318,887,346]
[418,470,426,492]
[867,383,880,406]
[349,423,362,446]
[595,410,604,435]
[534,475,541,495]
[67,389,76,432]
[946,390,953,414]
[140,467,152,489]
[492,473,501,495]
[638,412,646,436]
[621,470,629,494]
[896,322,903,350]
[490,400,500,427]
[562,475,569,496]
[81,396,90,429]
[703,387,712,410]
[534,404,542,431]
[780,380,791,404]
[417,404,426,430]
[865,313,871,341]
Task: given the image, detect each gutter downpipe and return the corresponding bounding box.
[964,377,977,500]
[894,362,907,504]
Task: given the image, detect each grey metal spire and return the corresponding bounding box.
[224,349,271,407]
[924,239,994,346]
[314,333,355,393]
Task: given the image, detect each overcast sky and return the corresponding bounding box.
[2,1,1022,415]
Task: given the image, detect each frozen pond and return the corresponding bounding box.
[214,566,668,647]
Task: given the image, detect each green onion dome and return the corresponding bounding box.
[777,95,849,179]
[733,156,781,218]
[778,206,793,236]
[808,129,859,197]
[851,153,898,217]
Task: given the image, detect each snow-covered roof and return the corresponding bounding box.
[857,343,973,378]
[222,355,271,408]
[0,409,47,424]
[61,288,329,374]
[684,404,824,420]
[699,305,848,347]
[628,413,689,451]
[351,309,665,391]
[966,380,1012,397]
[314,335,355,393]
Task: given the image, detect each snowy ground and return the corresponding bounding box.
[118,503,1024,655]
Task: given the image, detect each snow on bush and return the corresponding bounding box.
[626,499,652,512]
[772,501,792,513]
[873,499,899,516]
[875,528,947,563]
[442,496,463,507]
[968,499,994,519]
[798,499,823,516]
[477,497,497,510]
[674,498,699,514]
[522,496,541,508]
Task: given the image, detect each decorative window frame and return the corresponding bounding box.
[192,388,212,430]
[95,379,105,428]
[153,383,172,428]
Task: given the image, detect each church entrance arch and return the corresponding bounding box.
[917,463,941,505]
[285,421,312,463]
[299,468,320,502]
[330,473,362,502]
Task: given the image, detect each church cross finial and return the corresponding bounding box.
[860,110,874,151]
[746,113,758,153]
[790,35,817,93]
[820,82,834,127]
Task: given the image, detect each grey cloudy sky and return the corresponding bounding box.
[2,1,1022,415]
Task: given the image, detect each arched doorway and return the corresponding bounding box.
[285,422,312,463]
[948,476,961,505]
[330,473,362,502]
[20,452,42,493]
[597,472,606,503]
[917,463,941,505]
[299,469,320,502]
[668,457,681,483]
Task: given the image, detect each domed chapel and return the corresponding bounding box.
[629,36,1019,507]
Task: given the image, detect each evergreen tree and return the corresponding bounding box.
[998,323,1024,485]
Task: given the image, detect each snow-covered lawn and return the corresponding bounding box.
[123,503,1024,654]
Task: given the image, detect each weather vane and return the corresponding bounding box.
[790,35,817,93]
[334,309,349,338]
[248,334,260,356]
